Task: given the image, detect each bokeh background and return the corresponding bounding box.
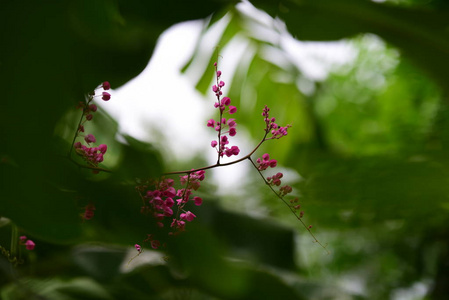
[2,0,449,299]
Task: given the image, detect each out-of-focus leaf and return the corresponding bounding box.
[165,224,303,299]
[0,0,233,244]
[72,245,127,283]
[251,0,449,89]
[1,277,113,300]
[201,201,297,271]
[112,135,164,182]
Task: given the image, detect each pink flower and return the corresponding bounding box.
[102,92,111,101]
[102,81,111,90]
[224,146,240,157]
[211,140,218,147]
[86,114,93,121]
[135,244,142,252]
[165,197,174,207]
[229,106,237,114]
[19,236,27,241]
[221,135,228,144]
[98,144,107,154]
[193,196,203,206]
[230,146,240,155]
[207,119,215,127]
[229,127,236,137]
[89,104,98,112]
[219,81,225,87]
[25,240,35,250]
[222,97,231,106]
[280,185,293,195]
[180,211,196,222]
[84,134,96,144]
[95,153,104,163]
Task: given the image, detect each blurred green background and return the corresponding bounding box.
[2,0,449,299]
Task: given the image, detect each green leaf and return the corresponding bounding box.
[252,0,449,89]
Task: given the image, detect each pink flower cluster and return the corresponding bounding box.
[100,81,111,100]
[208,63,240,158]
[256,153,293,197]
[140,170,205,249]
[262,105,291,139]
[74,140,107,168]
[256,153,277,170]
[73,82,111,173]
[19,236,35,250]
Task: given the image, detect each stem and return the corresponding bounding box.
[67,95,111,174]
[10,224,19,271]
[248,157,329,254]
[69,96,91,158]
[164,131,269,176]
[215,64,223,165]
[67,156,112,173]
[10,224,18,260]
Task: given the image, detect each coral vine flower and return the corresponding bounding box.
[193,196,203,206]
[180,211,196,222]
[256,153,277,171]
[207,119,215,127]
[102,92,111,101]
[25,240,35,250]
[19,236,35,250]
[84,134,96,144]
[222,97,231,106]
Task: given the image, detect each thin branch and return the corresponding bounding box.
[248,157,329,254]
[164,131,269,176]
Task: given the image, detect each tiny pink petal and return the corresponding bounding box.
[102,92,111,101]
[25,240,35,250]
[193,196,203,206]
[222,97,231,106]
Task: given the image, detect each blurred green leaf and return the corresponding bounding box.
[1,277,113,300]
[252,0,449,89]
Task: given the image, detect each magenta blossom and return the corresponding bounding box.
[180,211,196,222]
[102,92,111,101]
[25,240,35,250]
[84,134,96,144]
